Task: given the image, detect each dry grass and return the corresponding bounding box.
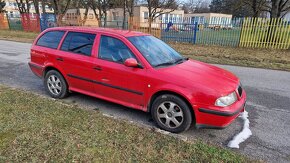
[0,85,253,162]
[0,29,37,43]
[169,42,290,71]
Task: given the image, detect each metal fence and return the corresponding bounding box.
[161,22,196,43]
[21,13,40,32]
[7,16,23,30]
[239,17,290,49]
[0,13,9,30]
[0,13,289,49]
[161,18,244,47]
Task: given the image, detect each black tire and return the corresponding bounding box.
[44,70,69,99]
[151,94,192,133]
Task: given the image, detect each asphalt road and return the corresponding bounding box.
[1,40,290,162]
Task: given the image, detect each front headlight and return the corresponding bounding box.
[215,92,237,107]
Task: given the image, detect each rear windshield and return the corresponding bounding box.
[36,31,65,49]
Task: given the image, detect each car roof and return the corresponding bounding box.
[47,26,150,37]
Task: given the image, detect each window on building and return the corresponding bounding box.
[9,11,13,18]
[112,12,119,21]
[89,13,93,19]
[144,12,149,19]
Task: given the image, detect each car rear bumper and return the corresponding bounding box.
[194,90,247,129]
[28,62,44,78]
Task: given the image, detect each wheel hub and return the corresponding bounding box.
[156,101,184,129]
[47,75,62,95]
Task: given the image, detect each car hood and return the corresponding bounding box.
[156,59,239,94]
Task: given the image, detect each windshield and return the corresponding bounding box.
[128,36,184,67]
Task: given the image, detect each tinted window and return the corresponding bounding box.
[36,31,65,49]
[61,32,96,56]
[99,36,136,63]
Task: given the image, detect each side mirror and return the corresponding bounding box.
[124,58,141,68]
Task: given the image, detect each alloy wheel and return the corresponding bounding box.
[47,75,62,95]
[157,101,184,129]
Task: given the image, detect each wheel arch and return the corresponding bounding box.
[43,66,69,88]
[43,66,65,79]
[148,90,196,122]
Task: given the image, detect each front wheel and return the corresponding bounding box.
[151,94,193,133]
[44,70,69,99]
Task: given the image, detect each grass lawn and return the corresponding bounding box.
[162,29,241,47]
[0,29,37,43]
[169,42,290,71]
[0,85,253,162]
[0,29,289,71]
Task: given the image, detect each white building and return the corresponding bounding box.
[184,13,233,25]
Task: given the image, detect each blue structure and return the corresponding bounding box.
[40,14,57,31]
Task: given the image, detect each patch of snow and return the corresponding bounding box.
[102,113,114,118]
[227,110,252,148]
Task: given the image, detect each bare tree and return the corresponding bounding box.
[240,0,290,18]
[32,0,40,15]
[241,0,267,17]
[75,0,90,26]
[181,3,189,13]
[186,0,210,13]
[15,0,30,13]
[90,0,112,27]
[51,0,72,25]
[264,0,290,18]
[210,0,260,17]
[195,0,210,13]
[145,0,179,31]
[88,0,100,25]
[126,0,135,29]
[0,0,6,13]
[126,0,135,19]
[41,0,46,14]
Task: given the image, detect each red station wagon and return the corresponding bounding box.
[29,27,247,133]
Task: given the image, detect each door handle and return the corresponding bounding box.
[93,66,102,71]
[56,57,64,61]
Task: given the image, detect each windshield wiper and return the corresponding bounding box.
[174,57,189,64]
[154,61,175,68]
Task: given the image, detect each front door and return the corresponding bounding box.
[94,34,147,109]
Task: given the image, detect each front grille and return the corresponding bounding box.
[237,85,243,97]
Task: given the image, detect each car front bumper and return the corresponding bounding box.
[194,90,247,129]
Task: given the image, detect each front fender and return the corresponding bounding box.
[146,83,196,112]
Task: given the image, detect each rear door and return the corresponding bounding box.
[94,34,148,109]
[56,31,100,94]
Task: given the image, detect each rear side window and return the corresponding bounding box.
[61,32,96,56]
[36,31,65,49]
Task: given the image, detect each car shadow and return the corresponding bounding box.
[62,91,245,147]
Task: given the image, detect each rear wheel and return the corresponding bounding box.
[151,94,192,133]
[44,70,69,99]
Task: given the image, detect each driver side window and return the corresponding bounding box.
[98,35,136,63]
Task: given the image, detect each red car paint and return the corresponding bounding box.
[29,27,246,129]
